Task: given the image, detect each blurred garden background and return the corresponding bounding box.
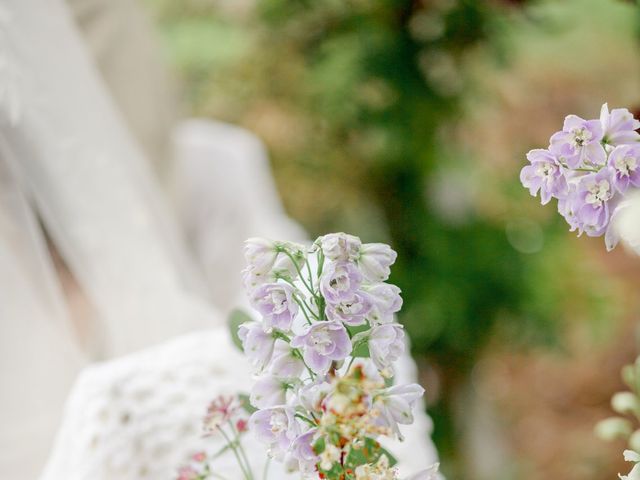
[141,0,640,478]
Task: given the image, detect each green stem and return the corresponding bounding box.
[345,356,356,373]
[281,249,314,294]
[295,413,317,427]
[262,456,271,480]
[293,295,318,323]
[218,427,252,480]
[229,421,255,480]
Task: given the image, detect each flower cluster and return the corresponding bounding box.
[176,395,251,480]
[520,104,640,250]
[239,233,437,479]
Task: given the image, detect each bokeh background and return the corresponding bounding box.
[136,0,640,478]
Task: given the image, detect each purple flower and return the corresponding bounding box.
[369,324,405,373]
[600,103,640,146]
[608,144,640,194]
[319,232,362,261]
[270,343,305,378]
[376,383,425,440]
[238,322,276,371]
[289,429,319,474]
[249,406,300,456]
[365,283,403,325]
[557,186,582,232]
[320,262,362,304]
[291,321,352,374]
[550,114,606,168]
[520,149,568,204]
[250,375,291,409]
[251,283,299,331]
[357,243,397,282]
[576,168,615,237]
[325,291,373,326]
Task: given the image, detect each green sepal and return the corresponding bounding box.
[238,393,257,414]
[228,308,252,351]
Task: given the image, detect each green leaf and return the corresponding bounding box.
[347,324,371,358]
[228,308,252,351]
[312,436,326,455]
[344,437,397,469]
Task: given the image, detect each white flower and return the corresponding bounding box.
[319,232,362,261]
[369,324,405,374]
[358,243,397,282]
[297,379,332,413]
[319,443,342,470]
[405,463,440,480]
[355,455,397,479]
[250,375,291,409]
[620,450,640,480]
[244,238,279,274]
[376,383,425,439]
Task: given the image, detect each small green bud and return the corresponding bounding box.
[594,417,632,441]
[612,392,640,415]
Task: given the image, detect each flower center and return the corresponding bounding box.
[269,411,288,435]
[585,179,611,207]
[615,155,638,176]
[269,290,288,314]
[329,270,350,292]
[536,161,556,179]
[339,299,363,315]
[571,126,592,147]
[311,328,334,354]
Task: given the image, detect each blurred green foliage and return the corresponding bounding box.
[145,0,622,475]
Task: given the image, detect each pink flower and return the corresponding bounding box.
[204,395,240,433]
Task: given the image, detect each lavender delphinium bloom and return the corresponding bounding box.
[520,149,568,204]
[576,168,615,236]
[320,262,363,304]
[550,114,606,168]
[600,103,640,146]
[319,232,362,262]
[291,321,352,374]
[369,324,405,374]
[270,343,305,378]
[238,322,276,371]
[250,375,292,409]
[365,283,403,325]
[608,144,640,194]
[249,406,300,457]
[557,185,582,233]
[357,243,397,282]
[325,291,373,326]
[251,283,299,331]
[289,429,320,474]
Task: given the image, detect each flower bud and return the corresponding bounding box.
[244,238,279,274]
[594,417,632,441]
[613,392,640,415]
